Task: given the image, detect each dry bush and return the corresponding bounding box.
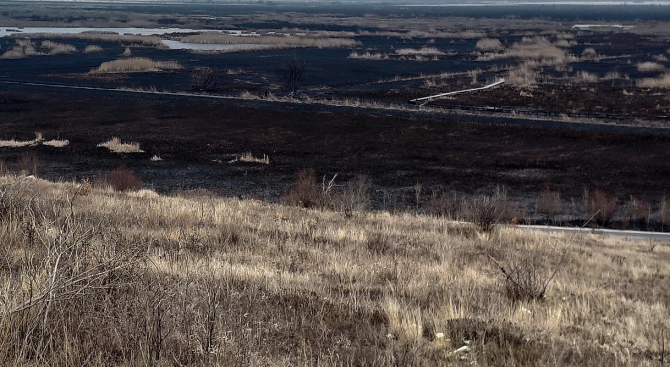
[581,47,598,60]
[660,197,670,231]
[476,37,504,51]
[332,175,371,217]
[91,58,182,73]
[627,196,652,229]
[587,189,619,227]
[41,40,76,55]
[463,196,502,233]
[191,67,224,91]
[97,137,144,153]
[637,61,666,73]
[537,186,560,222]
[423,192,462,218]
[121,47,132,57]
[348,51,388,60]
[106,166,143,191]
[654,54,668,62]
[637,73,670,88]
[603,71,622,80]
[83,44,104,53]
[480,37,566,63]
[394,47,443,56]
[281,168,322,208]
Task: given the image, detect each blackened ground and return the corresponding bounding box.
[1,89,670,222]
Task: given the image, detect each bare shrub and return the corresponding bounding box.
[83,45,104,53]
[660,197,670,231]
[283,54,305,95]
[0,132,43,148]
[91,58,182,73]
[423,192,462,218]
[97,137,144,153]
[627,196,652,229]
[476,38,504,51]
[191,67,224,91]
[281,168,321,208]
[537,186,560,222]
[41,40,76,55]
[121,47,132,57]
[106,166,143,191]
[333,175,371,217]
[464,196,501,233]
[637,61,665,73]
[587,189,619,227]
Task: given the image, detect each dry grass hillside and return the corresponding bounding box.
[0,174,668,366]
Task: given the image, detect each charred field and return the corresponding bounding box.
[2,2,670,227]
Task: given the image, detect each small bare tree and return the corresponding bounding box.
[536,186,560,224]
[191,67,223,92]
[283,55,305,95]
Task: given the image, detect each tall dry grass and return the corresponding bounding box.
[0,174,667,366]
[90,58,182,73]
[40,40,76,55]
[97,137,144,153]
[17,32,163,46]
[476,37,504,51]
[637,61,666,73]
[180,33,358,49]
[0,39,42,59]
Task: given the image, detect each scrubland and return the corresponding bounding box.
[0,174,668,366]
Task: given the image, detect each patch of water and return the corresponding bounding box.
[0,27,251,38]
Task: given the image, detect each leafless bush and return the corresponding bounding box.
[587,189,619,227]
[228,152,269,164]
[332,175,371,217]
[106,166,143,191]
[281,168,321,208]
[476,38,504,51]
[637,61,665,73]
[464,196,501,233]
[283,55,305,94]
[627,196,652,229]
[581,47,598,60]
[660,197,670,231]
[121,47,132,57]
[537,186,560,222]
[191,67,224,91]
[507,63,539,87]
[91,58,182,73]
[423,192,462,219]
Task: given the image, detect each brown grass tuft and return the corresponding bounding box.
[97,137,144,153]
[91,58,182,73]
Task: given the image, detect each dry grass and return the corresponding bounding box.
[42,139,69,148]
[476,37,504,51]
[97,137,144,153]
[0,39,42,59]
[228,152,270,165]
[0,132,43,148]
[17,32,163,46]
[83,44,104,53]
[479,37,568,64]
[637,61,666,73]
[40,40,76,55]
[394,47,443,56]
[348,51,388,60]
[0,174,668,366]
[90,58,182,73]
[180,33,358,49]
[638,73,670,88]
[576,71,600,83]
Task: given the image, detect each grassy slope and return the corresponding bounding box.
[0,174,668,366]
